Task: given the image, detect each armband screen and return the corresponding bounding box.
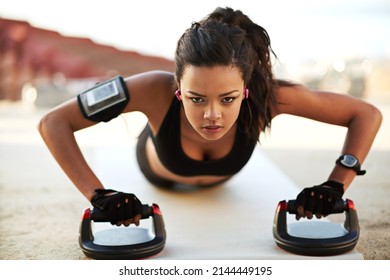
[77,76,130,122]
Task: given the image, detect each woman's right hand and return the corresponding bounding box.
[91,189,143,226]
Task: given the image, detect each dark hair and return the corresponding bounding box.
[174,7,277,142]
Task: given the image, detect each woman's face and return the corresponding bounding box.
[179,65,245,141]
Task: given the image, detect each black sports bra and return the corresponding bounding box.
[150,98,257,176]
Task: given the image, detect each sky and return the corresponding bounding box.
[1,0,389,63]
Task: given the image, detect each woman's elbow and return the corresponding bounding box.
[368,104,383,131]
[37,111,56,139]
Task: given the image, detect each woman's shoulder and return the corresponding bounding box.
[123,70,176,130]
[125,70,175,94]
[123,71,175,111]
[271,79,311,117]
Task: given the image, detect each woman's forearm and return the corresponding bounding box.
[328,102,382,190]
[38,111,104,201]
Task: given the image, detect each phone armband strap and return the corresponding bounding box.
[77,76,130,122]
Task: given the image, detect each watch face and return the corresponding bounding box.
[341,155,358,167]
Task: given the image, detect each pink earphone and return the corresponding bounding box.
[175,89,182,101]
[244,88,249,99]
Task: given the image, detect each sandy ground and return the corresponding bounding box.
[0,98,389,260]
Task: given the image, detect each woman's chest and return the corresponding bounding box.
[180,125,237,161]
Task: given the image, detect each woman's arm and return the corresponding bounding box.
[38,71,174,225]
[273,84,382,219]
[38,71,174,201]
[274,84,383,191]
[38,98,103,201]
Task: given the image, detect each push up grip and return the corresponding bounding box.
[79,204,166,259]
[273,199,359,256]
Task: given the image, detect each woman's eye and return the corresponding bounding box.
[222,97,235,103]
[191,97,204,103]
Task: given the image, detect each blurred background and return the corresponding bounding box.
[1,0,389,105]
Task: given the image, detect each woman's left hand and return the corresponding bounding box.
[295,180,344,220]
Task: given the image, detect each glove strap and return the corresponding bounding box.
[91,188,119,203]
[322,180,344,196]
[323,180,344,189]
[94,188,117,195]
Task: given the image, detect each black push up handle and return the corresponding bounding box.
[79,203,166,260]
[273,199,360,256]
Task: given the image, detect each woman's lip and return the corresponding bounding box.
[202,125,223,133]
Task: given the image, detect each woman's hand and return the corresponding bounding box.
[91,189,143,226]
[295,180,344,220]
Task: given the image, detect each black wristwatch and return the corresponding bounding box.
[336,154,366,175]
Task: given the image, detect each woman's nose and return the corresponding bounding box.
[204,104,221,120]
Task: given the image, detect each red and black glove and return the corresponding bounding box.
[91,189,142,225]
[295,180,344,219]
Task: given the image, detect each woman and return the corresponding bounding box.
[38,7,382,226]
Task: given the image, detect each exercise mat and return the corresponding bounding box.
[85,144,363,259]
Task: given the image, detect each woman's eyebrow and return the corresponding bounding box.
[187,90,239,97]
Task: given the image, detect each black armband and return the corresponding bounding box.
[77,76,130,122]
